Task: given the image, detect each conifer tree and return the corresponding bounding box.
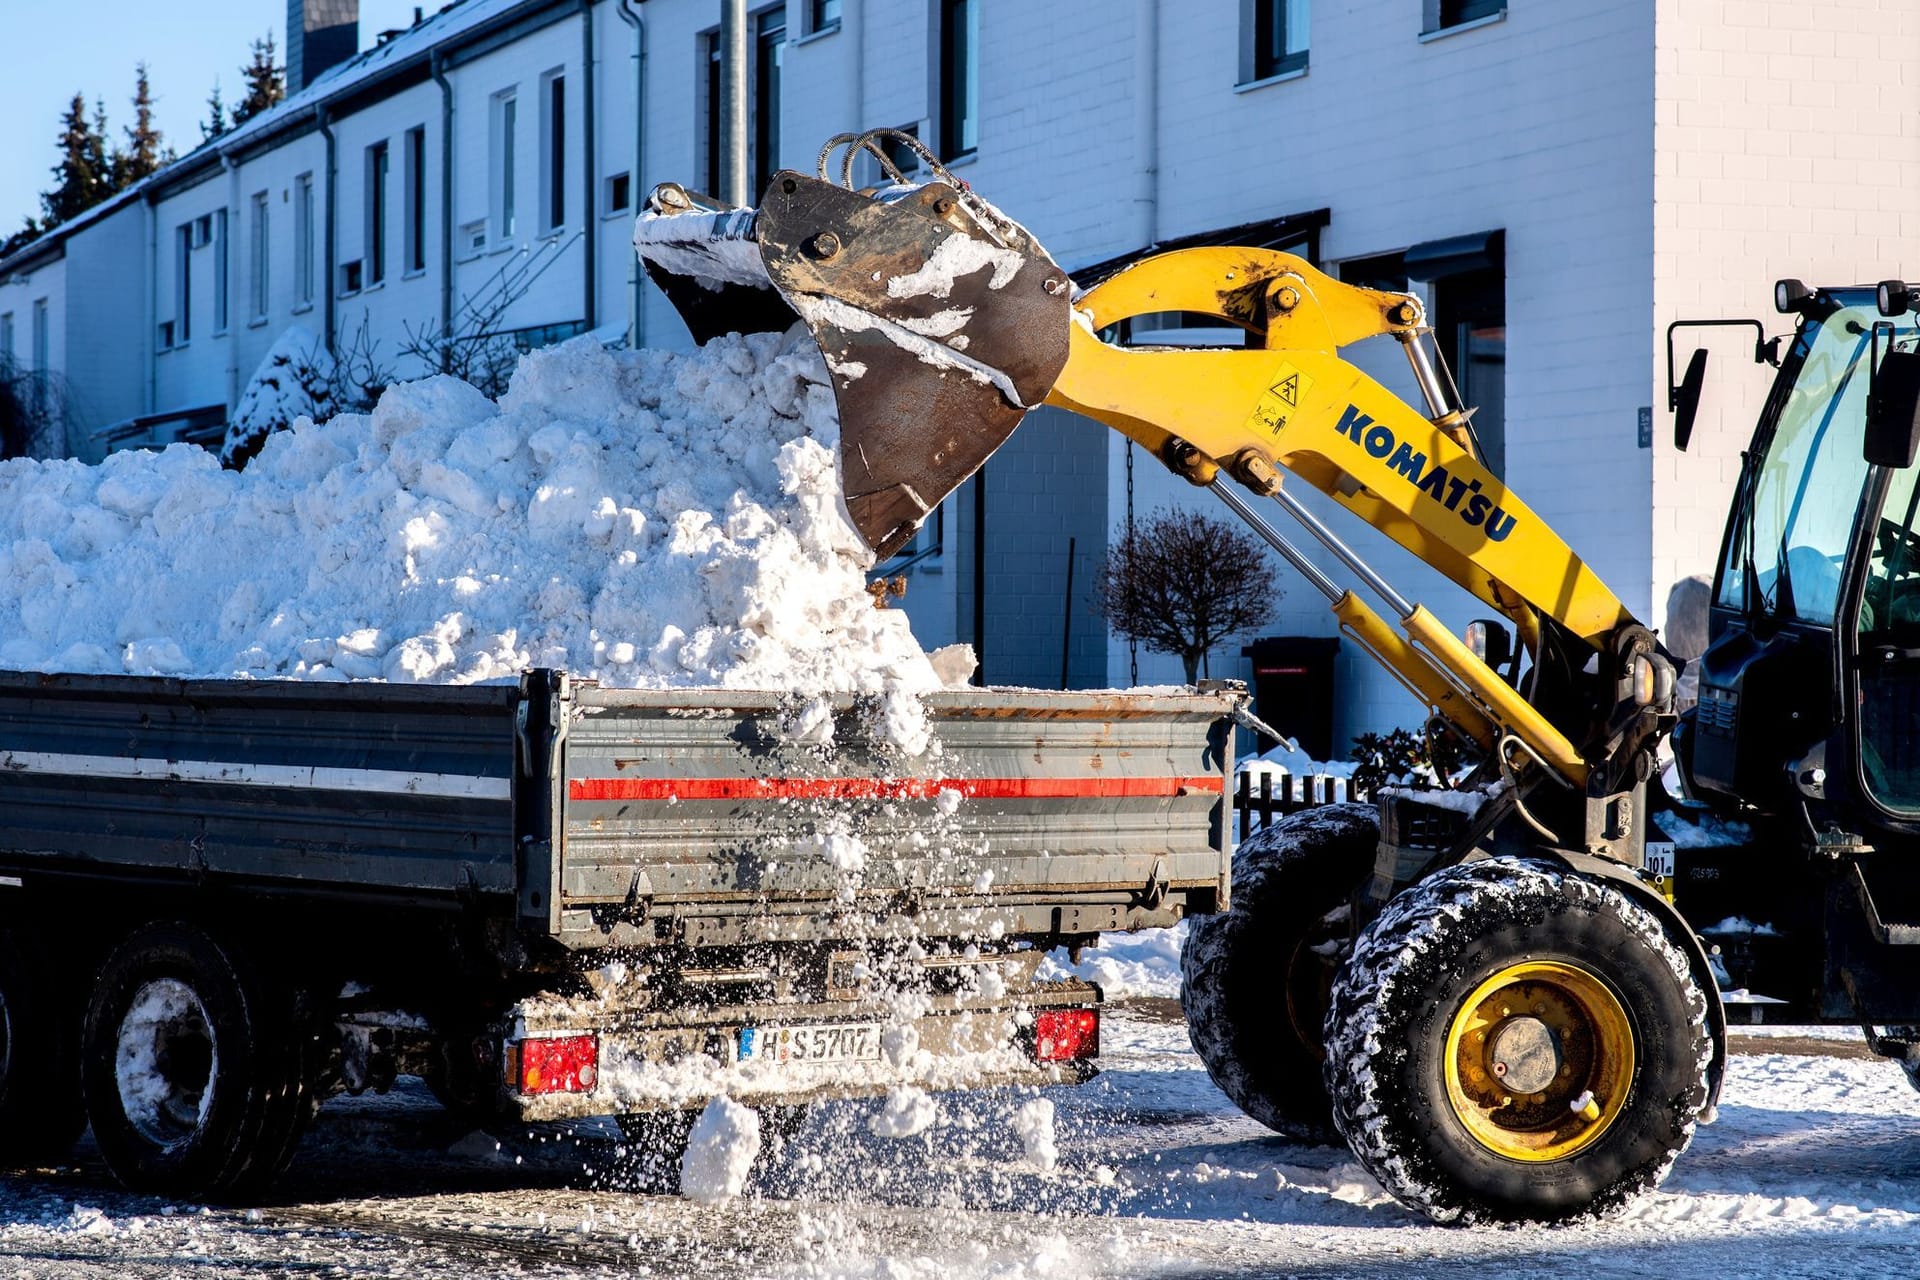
[115,63,165,186]
[232,32,285,126]
[201,81,228,143]
[40,92,112,225]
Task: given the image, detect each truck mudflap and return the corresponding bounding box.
[495,977,1101,1123]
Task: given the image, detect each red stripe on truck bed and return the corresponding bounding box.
[567,775,1226,802]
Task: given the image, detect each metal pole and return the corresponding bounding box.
[1208,482,1343,604]
[1060,536,1076,690]
[1269,485,1416,620]
[719,0,749,207]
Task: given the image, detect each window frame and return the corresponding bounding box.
[1423,0,1507,38]
[937,0,978,162]
[753,6,786,200]
[294,172,315,308]
[249,189,270,323]
[603,171,632,218]
[366,139,390,286]
[173,223,192,345]
[1241,0,1309,86]
[403,125,427,275]
[539,69,566,235]
[212,208,230,333]
[806,0,842,37]
[492,88,519,241]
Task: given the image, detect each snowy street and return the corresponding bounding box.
[5,1003,1917,1279]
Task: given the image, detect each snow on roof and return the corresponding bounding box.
[1,0,537,273]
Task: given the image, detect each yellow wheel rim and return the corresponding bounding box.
[1441,959,1635,1162]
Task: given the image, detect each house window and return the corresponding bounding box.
[540,72,566,233]
[1246,0,1309,81]
[339,259,364,295]
[250,190,270,321]
[704,31,722,192]
[366,140,390,285]
[938,0,978,160]
[1430,0,1505,31]
[753,6,785,199]
[604,171,631,215]
[459,219,487,260]
[295,173,315,305]
[192,214,213,248]
[174,223,192,343]
[0,313,12,365]
[212,208,229,332]
[404,126,426,274]
[30,299,47,374]
[808,0,841,35]
[493,89,518,239]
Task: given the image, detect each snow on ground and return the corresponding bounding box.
[5,1008,1917,1278]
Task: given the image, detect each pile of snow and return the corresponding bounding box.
[219,325,338,468]
[0,329,944,717]
[679,1095,761,1203]
[1039,922,1186,1000]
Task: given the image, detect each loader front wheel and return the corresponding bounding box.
[1324,857,1712,1223]
[1180,803,1377,1142]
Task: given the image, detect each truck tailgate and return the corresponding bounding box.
[538,685,1238,945]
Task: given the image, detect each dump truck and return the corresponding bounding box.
[0,669,1239,1198]
[634,128,1920,1223]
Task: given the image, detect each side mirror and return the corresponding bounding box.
[1866,348,1920,468]
[1674,348,1707,452]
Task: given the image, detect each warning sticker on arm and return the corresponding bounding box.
[1247,363,1313,439]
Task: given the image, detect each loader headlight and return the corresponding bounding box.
[1631,654,1676,708]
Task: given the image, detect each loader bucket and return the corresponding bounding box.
[635,172,1073,558]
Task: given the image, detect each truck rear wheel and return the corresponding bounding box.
[0,933,86,1166]
[1180,803,1377,1141]
[81,923,312,1200]
[1324,857,1713,1223]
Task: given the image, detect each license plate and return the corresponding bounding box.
[739,1022,883,1066]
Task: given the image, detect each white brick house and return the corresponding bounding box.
[1,0,1914,752]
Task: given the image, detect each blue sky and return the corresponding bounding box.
[2,0,431,235]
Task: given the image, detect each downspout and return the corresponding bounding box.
[581,0,596,330]
[615,0,648,346]
[1133,0,1158,253]
[432,52,454,350]
[318,106,338,355]
[223,152,241,413]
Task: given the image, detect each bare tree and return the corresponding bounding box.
[1096,506,1280,684]
[399,232,583,399]
[0,355,80,459]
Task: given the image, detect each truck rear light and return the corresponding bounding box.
[1034,1008,1099,1062]
[516,1033,599,1094]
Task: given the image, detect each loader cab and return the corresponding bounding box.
[1683,288,1920,847]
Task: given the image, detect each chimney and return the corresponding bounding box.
[287,0,360,91]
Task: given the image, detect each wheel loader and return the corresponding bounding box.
[635,129,1920,1224]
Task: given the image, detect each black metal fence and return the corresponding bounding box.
[1232,770,1370,842]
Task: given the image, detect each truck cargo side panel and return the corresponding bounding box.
[557,687,1234,937]
[0,674,520,897]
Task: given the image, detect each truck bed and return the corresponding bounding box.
[0,671,1237,946]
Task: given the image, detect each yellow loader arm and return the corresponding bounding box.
[634,135,1677,817]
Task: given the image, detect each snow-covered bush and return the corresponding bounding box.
[219,325,337,469]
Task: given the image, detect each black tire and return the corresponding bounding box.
[616,1110,698,1193]
[1180,803,1378,1141]
[0,932,87,1166]
[81,923,312,1201]
[1324,857,1713,1224]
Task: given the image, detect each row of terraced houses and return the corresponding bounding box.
[1,0,1914,752]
